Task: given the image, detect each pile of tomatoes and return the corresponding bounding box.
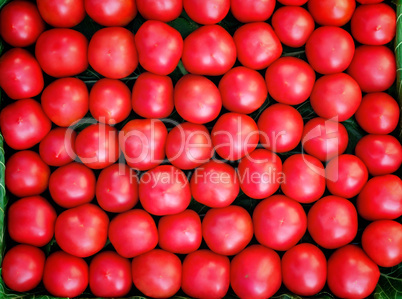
[0,0,401,298]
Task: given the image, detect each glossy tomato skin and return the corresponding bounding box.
[182,250,230,298]
[308,0,355,26]
[89,251,132,298]
[85,0,137,26]
[182,25,236,76]
[327,245,380,299]
[39,128,77,166]
[0,49,44,100]
[132,249,182,298]
[37,0,85,27]
[278,0,308,4]
[5,151,50,197]
[357,0,384,3]
[8,196,56,247]
[183,0,229,24]
[230,0,274,23]
[137,0,182,22]
[2,245,45,292]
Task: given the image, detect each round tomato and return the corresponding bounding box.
[136,0,182,22]
[230,0,274,23]
[278,0,308,4]
[85,0,137,26]
[308,0,355,26]
[37,0,85,27]
[183,0,229,24]
[39,128,77,166]
[357,0,384,3]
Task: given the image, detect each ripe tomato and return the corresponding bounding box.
[230,0,275,23]
[265,57,316,105]
[183,0,229,24]
[5,151,50,197]
[37,0,85,27]
[182,25,236,75]
[278,0,308,4]
[182,250,230,298]
[357,0,384,3]
[308,0,355,26]
[132,249,182,298]
[234,22,282,70]
[85,0,137,26]
[136,0,182,22]
[39,128,77,166]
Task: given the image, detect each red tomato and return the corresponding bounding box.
[85,0,137,26]
[278,0,308,4]
[0,49,44,100]
[88,27,138,79]
[265,57,316,105]
[182,25,236,75]
[183,0,229,24]
[49,162,96,208]
[8,196,56,247]
[158,209,202,254]
[327,245,380,299]
[43,251,88,298]
[282,243,327,296]
[0,1,45,47]
[357,0,384,3]
[234,22,282,70]
[357,174,402,221]
[89,251,132,298]
[347,45,396,92]
[271,6,315,48]
[2,245,45,292]
[281,154,326,203]
[136,0,182,22]
[0,99,51,150]
[39,128,77,166]
[308,0,355,26]
[5,151,50,197]
[258,103,304,153]
[132,72,174,119]
[108,209,158,258]
[326,154,368,199]
[165,122,213,170]
[230,0,275,23]
[302,117,349,161]
[355,92,400,134]
[351,3,396,45]
[174,74,222,124]
[362,220,402,267]
[219,66,267,114]
[89,78,131,125]
[96,163,139,213]
[37,0,85,27]
[190,160,239,208]
[35,29,88,77]
[132,249,182,298]
[182,250,230,298]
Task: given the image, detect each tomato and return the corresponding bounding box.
[182,250,230,298]
[211,113,259,161]
[308,0,355,26]
[326,154,368,199]
[327,245,380,299]
[1,99,51,150]
[132,72,174,119]
[39,128,77,166]
[347,45,396,92]
[231,245,281,299]
[302,117,349,161]
[202,205,253,256]
[88,27,137,79]
[43,251,89,298]
[357,174,402,221]
[139,165,191,216]
[108,209,158,258]
[230,0,275,23]
[272,6,315,48]
[258,103,304,153]
[351,3,396,45]
[85,0,137,26]
[49,162,96,208]
[0,49,44,100]
[37,0,85,27]
[136,0,182,22]
[158,209,202,254]
[355,134,402,176]
[35,29,88,77]
[0,1,45,47]
[96,163,139,213]
[265,57,316,105]
[41,77,89,127]
[362,220,402,268]
[135,20,183,75]
[182,25,236,76]
[281,154,326,203]
[89,251,132,298]
[120,119,167,171]
[132,249,182,298]
[165,122,213,170]
[357,0,384,3]
[219,66,267,114]
[234,22,282,70]
[174,74,222,124]
[238,149,282,199]
[5,151,50,197]
[8,196,56,247]
[89,78,131,125]
[278,0,308,4]
[190,160,239,208]
[2,245,45,292]
[355,92,400,135]
[183,0,229,24]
